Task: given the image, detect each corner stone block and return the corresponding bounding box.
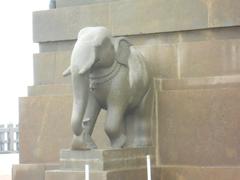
[12,164,59,180]
[33,4,110,42]
[19,95,110,163]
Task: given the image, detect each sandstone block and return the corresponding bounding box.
[60,148,155,170]
[56,0,118,7]
[45,167,160,180]
[38,27,240,53]
[33,44,178,86]
[33,4,110,42]
[111,0,208,36]
[33,51,71,85]
[157,86,240,165]
[179,39,240,78]
[209,0,240,28]
[12,164,58,180]
[161,75,240,91]
[19,95,109,163]
[161,166,240,180]
[28,85,72,96]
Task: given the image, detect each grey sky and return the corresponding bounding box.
[0,0,49,124]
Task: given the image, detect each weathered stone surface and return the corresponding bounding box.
[33,53,56,85]
[28,85,72,96]
[208,0,240,28]
[45,167,160,180]
[28,75,240,96]
[60,148,155,170]
[160,166,240,180]
[33,0,240,43]
[38,27,240,53]
[111,0,208,36]
[157,87,240,165]
[138,44,178,79]
[161,75,240,90]
[33,0,208,42]
[33,51,71,85]
[39,40,75,52]
[56,0,118,7]
[33,45,177,86]
[34,38,240,85]
[12,164,58,180]
[180,39,240,78]
[19,95,109,163]
[33,4,110,42]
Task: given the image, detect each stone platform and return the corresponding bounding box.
[46,147,156,180]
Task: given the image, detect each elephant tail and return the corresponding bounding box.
[62,66,71,77]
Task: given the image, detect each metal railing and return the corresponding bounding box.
[0,124,19,153]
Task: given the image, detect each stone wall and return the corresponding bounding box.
[14,0,240,179]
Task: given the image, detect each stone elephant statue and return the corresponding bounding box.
[63,26,153,150]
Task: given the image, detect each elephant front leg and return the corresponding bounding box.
[104,106,127,148]
[71,92,101,150]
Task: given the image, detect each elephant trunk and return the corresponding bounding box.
[71,72,89,136]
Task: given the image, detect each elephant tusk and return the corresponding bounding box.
[62,66,71,77]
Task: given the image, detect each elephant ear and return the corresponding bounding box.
[114,37,132,67]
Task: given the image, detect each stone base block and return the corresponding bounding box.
[46,167,160,180]
[12,164,59,180]
[60,147,155,170]
[160,166,240,180]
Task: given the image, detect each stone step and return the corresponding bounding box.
[60,157,155,171]
[161,75,240,91]
[45,167,160,180]
[28,75,240,96]
[59,148,155,170]
[38,27,240,53]
[56,0,118,8]
[12,164,59,180]
[33,0,240,43]
[61,148,154,160]
[33,38,240,85]
[160,166,240,180]
[13,164,240,180]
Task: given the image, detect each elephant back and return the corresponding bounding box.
[128,47,150,92]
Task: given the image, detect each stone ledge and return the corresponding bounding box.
[28,75,240,96]
[45,167,160,180]
[56,0,119,8]
[12,164,59,180]
[160,75,240,91]
[160,166,240,180]
[33,38,240,85]
[33,0,240,43]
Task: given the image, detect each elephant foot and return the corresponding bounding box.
[71,132,97,150]
[111,134,126,149]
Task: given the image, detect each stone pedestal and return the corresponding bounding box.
[46,147,157,180]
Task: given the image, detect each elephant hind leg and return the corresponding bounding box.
[125,87,153,147]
